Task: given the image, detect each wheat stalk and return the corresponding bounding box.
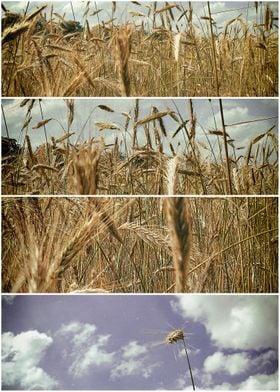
[165,197,192,292]
[165,157,192,292]
[114,25,133,96]
[71,140,104,194]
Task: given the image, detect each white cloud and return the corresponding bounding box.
[57,321,115,378]
[173,375,198,390]
[196,348,278,390]
[214,381,234,390]
[2,330,57,390]
[192,367,214,388]
[204,351,250,376]
[69,343,115,378]
[20,367,58,390]
[172,296,278,350]
[238,371,278,390]
[110,340,159,380]
[206,2,226,14]
[110,357,159,380]
[58,320,83,334]
[59,321,98,346]
[178,346,200,358]
[214,371,278,390]
[111,358,144,378]
[203,102,277,151]
[223,107,249,125]
[204,349,277,379]
[122,341,148,358]
[205,106,249,134]
[176,376,187,389]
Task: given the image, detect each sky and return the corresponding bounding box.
[2,294,278,390]
[2,98,278,161]
[1,1,278,34]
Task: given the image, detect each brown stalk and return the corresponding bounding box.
[219,99,233,194]
[165,197,192,293]
[114,25,133,96]
[71,140,104,194]
[207,2,220,96]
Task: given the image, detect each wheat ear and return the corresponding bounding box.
[114,25,133,96]
[165,157,192,292]
[166,197,192,293]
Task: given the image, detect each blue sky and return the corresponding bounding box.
[2,295,278,390]
[2,98,278,161]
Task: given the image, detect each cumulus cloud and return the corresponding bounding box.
[192,368,214,388]
[69,344,115,378]
[206,106,250,136]
[222,107,249,125]
[204,349,278,379]
[238,371,278,390]
[59,321,97,346]
[122,341,148,358]
[172,296,278,350]
[111,358,145,379]
[202,102,277,157]
[204,352,250,375]
[206,2,226,13]
[174,375,200,390]
[2,330,57,390]
[57,321,115,378]
[214,371,278,390]
[20,367,58,390]
[111,340,159,380]
[111,357,159,380]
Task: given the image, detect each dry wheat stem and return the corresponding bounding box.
[165,197,192,293]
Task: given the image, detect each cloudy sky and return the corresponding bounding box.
[2,295,278,390]
[2,1,278,33]
[2,98,278,161]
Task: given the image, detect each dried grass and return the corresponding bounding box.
[2,196,278,293]
[2,99,277,196]
[1,3,278,96]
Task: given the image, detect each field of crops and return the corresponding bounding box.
[2,1,278,97]
[2,196,278,293]
[2,98,278,195]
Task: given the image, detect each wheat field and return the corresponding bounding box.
[2,196,278,293]
[2,98,278,195]
[1,1,278,97]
